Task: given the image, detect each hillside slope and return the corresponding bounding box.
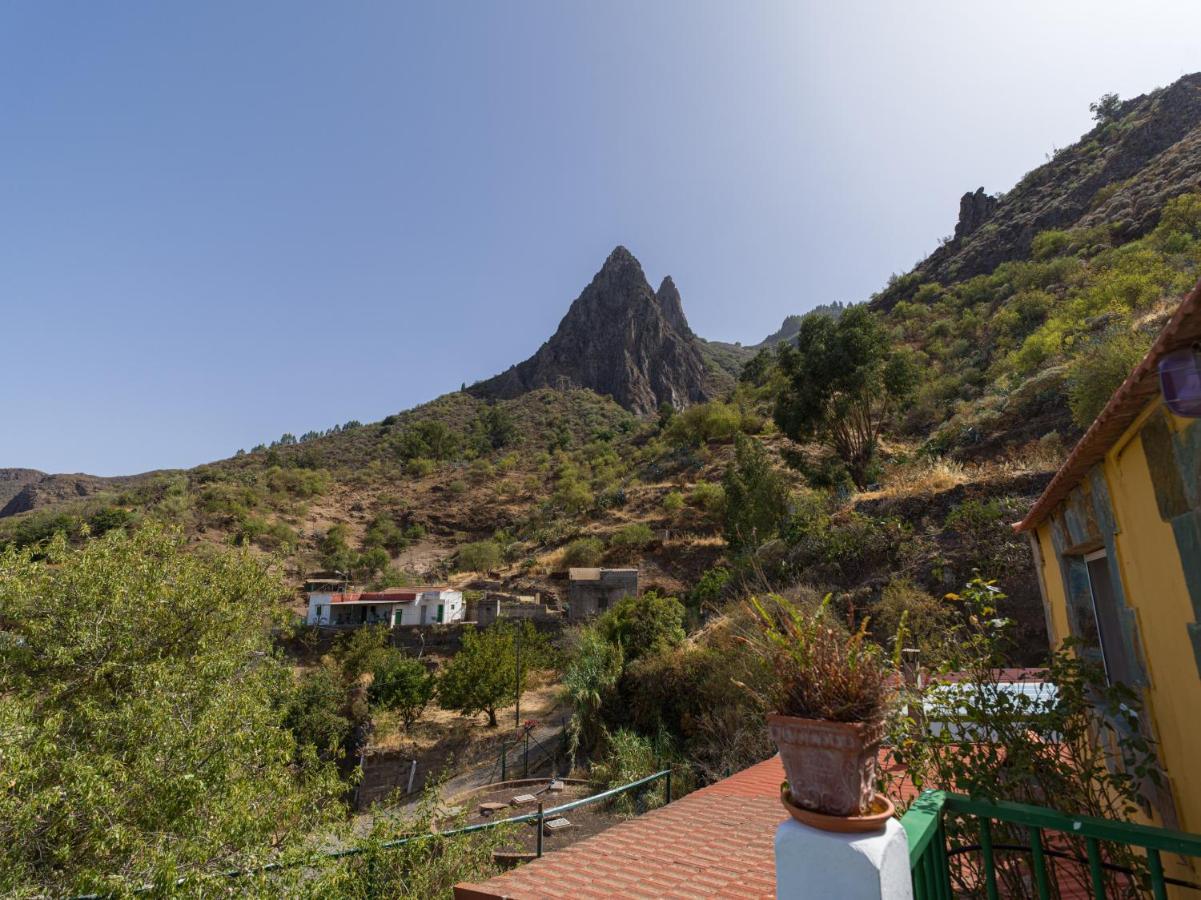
[878,73,1201,309]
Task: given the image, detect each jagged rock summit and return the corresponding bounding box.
[469,246,716,415]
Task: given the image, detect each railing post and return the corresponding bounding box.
[524,732,530,778]
[665,769,672,805]
[500,742,506,781]
[536,801,545,858]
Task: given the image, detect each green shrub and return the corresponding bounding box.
[1066,329,1151,428]
[456,540,502,573]
[285,663,353,763]
[406,457,435,478]
[608,523,655,556]
[689,565,731,607]
[363,514,407,554]
[723,435,789,553]
[662,491,685,514]
[553,477,595,516]
[664,401,744,447]
[872,578,953,662]
[595,591,685,663]
[562,537,605,568]
[687,482,725,519]
[563,627,623,757]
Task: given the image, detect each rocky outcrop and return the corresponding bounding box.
[0,471,142,518]
[953,188,998,240]
[876,72,1201,309]
[0,469,46,511]
[469,247,716,415]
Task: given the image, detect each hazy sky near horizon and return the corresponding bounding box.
[5,1,1201,475]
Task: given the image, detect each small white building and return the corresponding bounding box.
[306,586,464,628]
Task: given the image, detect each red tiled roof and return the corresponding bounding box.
[1016,277,1201,532]
[454,753,921,900]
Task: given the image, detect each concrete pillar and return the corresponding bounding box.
[775,818,912,900]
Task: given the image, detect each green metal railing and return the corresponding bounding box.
[902,790,1201,899]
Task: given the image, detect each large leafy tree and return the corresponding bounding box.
[773,306,916,489]
[0,525,343,896]
[437,621,550,727]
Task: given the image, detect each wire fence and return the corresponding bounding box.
[72,768,674,898]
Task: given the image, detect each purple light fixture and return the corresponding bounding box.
[1159,346,1201,417]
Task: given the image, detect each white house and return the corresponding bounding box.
[306,586,464,627]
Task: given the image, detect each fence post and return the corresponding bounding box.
[524,732,530,778]
[500,742,506,781]
[665,769,672,805]
[536,801,545,858]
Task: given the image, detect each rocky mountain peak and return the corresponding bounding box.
[468,247,715,415]
[954,187,998,240]
[655,276,692,337]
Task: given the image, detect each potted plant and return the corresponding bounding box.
[746,594,895,828]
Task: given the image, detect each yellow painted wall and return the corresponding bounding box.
[1102,405,1201,834]
[1035,401,1201,836]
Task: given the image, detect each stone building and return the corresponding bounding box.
[567,568,638,622]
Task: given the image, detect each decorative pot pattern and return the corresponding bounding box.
[767,714,884,817]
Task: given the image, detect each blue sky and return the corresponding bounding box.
[5,1,1201,475]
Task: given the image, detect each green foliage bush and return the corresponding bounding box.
[406,457,435,478]
[285,663,353,763]
[561,536,605,568]
[689,565,731,608]
[364,513,408,554]
[662,490,685,514]
[595,591,685,663]
[664,401,746,447]
[723,435,789,553]
[608,522,655,557]
[455,540,503,573]
[871,578,953,662]
[1066,328,1152,428]
[687,481,725,520]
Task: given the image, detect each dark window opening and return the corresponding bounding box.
[1085,551,1138,686]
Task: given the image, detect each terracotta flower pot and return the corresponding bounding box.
[767,714,884,817]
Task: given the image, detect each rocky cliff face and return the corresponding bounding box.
[0,469,46,511]
[469,247,716,415]
[877,72,1201,308]
[0,470,142,519]
[954,187,999,241]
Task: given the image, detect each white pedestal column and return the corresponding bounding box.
[775,817,913,900]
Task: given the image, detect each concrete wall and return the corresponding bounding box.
[1033,401,1201,840]
[568,570,638,622]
